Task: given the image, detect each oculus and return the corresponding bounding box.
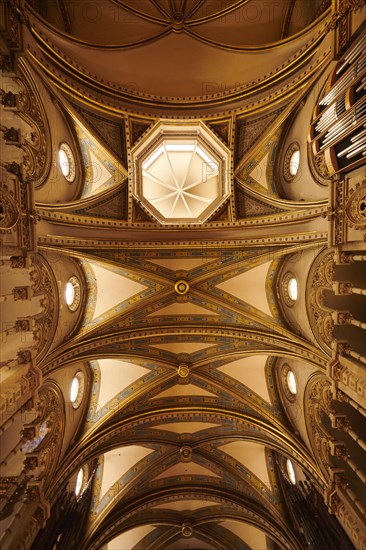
[289,149,300,176]
[287,370,297,395]
[283,143,300,182]
[282,272,298,307]
[70,371,85,409]
[280,363,297,403]
[288,277,298,301]
[132,122,230,224]
[58,142,76,182]
[65,276,81,311]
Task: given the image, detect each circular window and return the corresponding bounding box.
[284,143,300,182]
[70,371,85,408]
[286,458,296,485]
[289,150,300,176]
[58,143,76,182]
[75,468,84,497]
[65,276,81,311]
[282,272,298,307]
[287,370,297,395]
[288,277,298,301]
[280,363,297,402]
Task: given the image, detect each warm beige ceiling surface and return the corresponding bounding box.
[29,0,328,99]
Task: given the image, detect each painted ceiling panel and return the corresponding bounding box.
[106,525,155,550]
[220,520,268,549]
[153,383,217,399]
[148,257,217,270]
[153,462,220,480]
[165,538,216,549]
[219,441,271,489]
[100,446,153,496]
[88,150,114,196]
[152,422,220,434]
[152,342,216,353]
[147,301,219,317]
[73,121,126,198]
[217,261,272,316]
[152,499,220,511]
[89,262,147,320]
[249,151,271,191]
[217,355,271,402]
[97,359,150,410]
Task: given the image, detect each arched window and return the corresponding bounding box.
[286,458,296,484]
[75,468,84,497]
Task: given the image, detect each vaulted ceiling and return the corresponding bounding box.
[3,1,365,549]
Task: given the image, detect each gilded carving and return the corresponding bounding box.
[305,375,334,478]
[182,522,193,537]
[309,147,331,184]
[326,0,365,32]
[10,255,26,268]
[0,187,20,231]
[13,286,29,300]
[29,255,58,361]
[306,249,335,352]
[16,69,51,187]
[0,124,20,143]
[20,383,64,502]
[0,89,17,108]
[180,445,192,462]
[345,182,366,228]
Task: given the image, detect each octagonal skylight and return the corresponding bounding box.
[132,122,230,225]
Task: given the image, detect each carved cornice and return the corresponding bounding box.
[16,59,52,187]
[304,373,334,479]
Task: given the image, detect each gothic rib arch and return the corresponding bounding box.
[49,402,326,513]
[83,483,303,550]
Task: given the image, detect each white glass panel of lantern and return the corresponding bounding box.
[151,195,179,218]
[286,459,296,484]
[75,468,84,497]
[65,281,75,306]
[70,376,80,403]
[288,277,298,301]
[165,144,195,152]
[142,174,173,203]
[144,151,173,187]
[196,146,218,171]
[289,150,300,176]
[184,152,210,189]
[287,370,297,395]
[59,148,70,177]
[142,145,165,170]
[167,149,195,185]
